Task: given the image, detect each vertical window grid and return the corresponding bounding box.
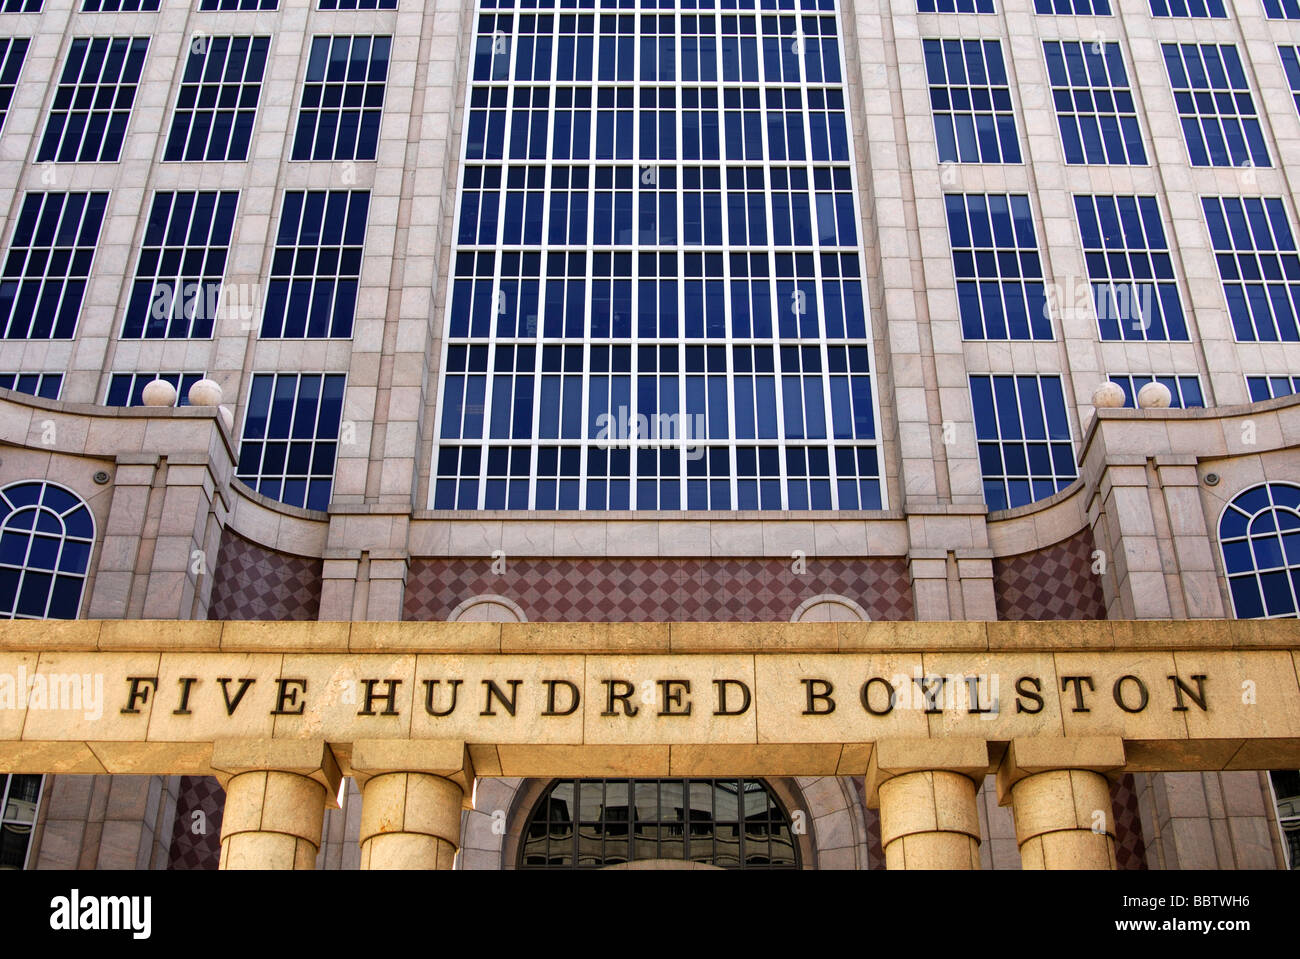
[1044,41,1144,166]
[291,36,391,162]
[1281,46,1300,119]
[0,373,61,399]
[37,36,148,163]
[1074,194,1187,342]
[0,0,40,11]
[320,0,396,7]
[121,191,239,339]
[1107,374,1204,408]
[164,36,268,162]
[0,38,29,138]
[1162,43,1269,169]
[105,372,205,407]
[924,38,1021,164]
[434,1,883,512]
[0,192,107,340]
[945,193,1052,341]
[261,190,369,338]
[237,372,346,511]
[1264,0,1300,18]
[1203,196,1300,342]
[970,374,1076,511]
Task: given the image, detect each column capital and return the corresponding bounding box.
[211,738,343,807]
[995,736,1125,806]
[348,739,475,802]
[864,737,990,808]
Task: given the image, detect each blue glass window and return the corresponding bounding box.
[164,36,268,162]
[105,372,204,407]
[946,193,1052,340]
[0,38,28,139]
[1203,196,1300,342]
[0,0,40,10]
[320,0,395,8]
[1162,44,1269,168]
[0,373,61,399]
[199,0,277,9]
[1044,41,1144,165]
[924,38,1021,164]
[970,374,1076,511]
[292,36,390,162]
[1264,0,1300,17]
[0,192,107,340]
[1107,374,1204,408]
[1036,0,1110,11]
[1219,483,1300,618]
[37,37,148,163]
[435,2,880,512]
[83,0,159,10]
[918,0,994,10]
[1281,47,1300,118]
[1075,195,1186,341]
[262,190,369,338]
[1247,375,1300,401]
[1148,0,1225,13]
[0,481,94,620]
[121,191,239,339]
[237,373,345,511]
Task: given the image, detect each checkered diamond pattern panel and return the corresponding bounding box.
[1111,773,1148,870]
[992,527,1107,620]
[404,557,914,622]
[166,776,224,871]
[206,528,323,621]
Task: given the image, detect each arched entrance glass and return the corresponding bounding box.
[519,778,800,869]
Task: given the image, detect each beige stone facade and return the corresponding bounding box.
[0,0,1299,870]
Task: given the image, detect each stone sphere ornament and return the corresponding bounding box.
[187,378,223,407]
[1136,382,1172,409]
[1091,381,1126,409]
[140,379,177,408]
[218,405,234,432]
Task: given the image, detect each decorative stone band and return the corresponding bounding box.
[0,619,1297,781]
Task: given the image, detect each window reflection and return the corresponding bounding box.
[520,778,799,869]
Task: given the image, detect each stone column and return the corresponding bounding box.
[212,740,342,870]
[351,740,474,870]
[865,739,990,869]
[997,737,1124,870]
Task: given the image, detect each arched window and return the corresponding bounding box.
[519,778,800,869]
[1219,482,1300,867]
[0,481,95,619]
[1218,482,1300,618]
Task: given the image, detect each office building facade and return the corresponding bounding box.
[0,0,1297,869]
